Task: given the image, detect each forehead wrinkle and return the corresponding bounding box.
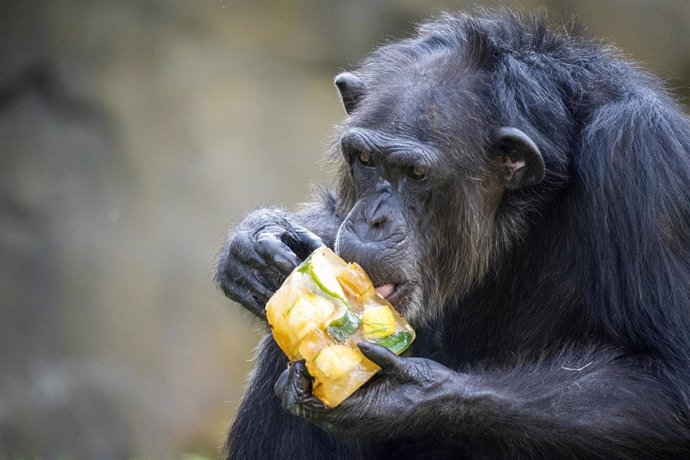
[345,58,489,175]
[385,148,436,168]
[343,127,437,166]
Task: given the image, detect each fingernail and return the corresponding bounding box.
[357,341,371,350]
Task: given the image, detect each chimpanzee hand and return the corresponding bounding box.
[216,209,324,318]
[274,342,462,439]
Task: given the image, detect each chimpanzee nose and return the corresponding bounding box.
[353,191,406,242]
[363,194,388,229]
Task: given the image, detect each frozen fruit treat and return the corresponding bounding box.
[266,246,415,407]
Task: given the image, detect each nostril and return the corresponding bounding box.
[364,206,387,230]
[361,192,394,231]
[370,216,386,230]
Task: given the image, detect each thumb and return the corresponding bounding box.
[358,341,406,377]
[290,225,324,255]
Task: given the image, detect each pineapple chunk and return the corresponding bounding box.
[298,329,332,361]
[312,357,380,407]
[285,293,334,339]
[310,344,363,380]
[268,291,334,357]
[337,263,375,302]
[362,305,396,339]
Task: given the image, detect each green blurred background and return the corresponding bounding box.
[0,0,688,458]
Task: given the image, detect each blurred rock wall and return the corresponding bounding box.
[0,0,687,458]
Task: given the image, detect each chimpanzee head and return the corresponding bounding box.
[331,14,572,324]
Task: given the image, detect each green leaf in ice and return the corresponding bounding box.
[327,309,360,342]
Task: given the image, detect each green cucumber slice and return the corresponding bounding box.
[374,331,413,355]
[297,253,347,302]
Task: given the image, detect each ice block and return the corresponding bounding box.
[266,246,415,408]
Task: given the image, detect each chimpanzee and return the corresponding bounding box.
[215,11,690,459]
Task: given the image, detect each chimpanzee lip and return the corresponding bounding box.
[374,283,396,298]
[382,282,408,308]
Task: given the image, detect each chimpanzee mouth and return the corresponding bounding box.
[375,282,410,310]
[374,283,396,298]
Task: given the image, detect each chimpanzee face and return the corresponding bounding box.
[335,125,430,323]
[333,63,544,324]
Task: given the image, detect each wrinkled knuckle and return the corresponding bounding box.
[392,368,414,384]
[254,233,273,253]
[220,256,241,278]
[284,400,302,416]
[229,230,248,245]
[247,209,287,231]
[255,232,272,244]
[227,232,252,258]
[247,208,274,224]
[255,208,281,221]
[405,368,421,383]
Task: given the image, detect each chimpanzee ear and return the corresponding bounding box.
[490,127,544,190]
[334,72,365,115]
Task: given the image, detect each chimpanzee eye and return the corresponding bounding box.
[408,165,427,180]
[357,151,373,167]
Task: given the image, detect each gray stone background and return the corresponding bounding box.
[0,0,688,458]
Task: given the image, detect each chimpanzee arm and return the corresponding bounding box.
[277,344,690,458]
[444,349,690,458]
[220,189,373,459]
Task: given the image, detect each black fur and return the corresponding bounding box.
[221,11,690,459]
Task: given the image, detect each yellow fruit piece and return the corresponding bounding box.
[312,356,380,407]
[362,305,396,339]
[287,293,334,334]
[336,263,375,302]
[298,329,332,361]
[310,344,363,380]
[267,289,334,358]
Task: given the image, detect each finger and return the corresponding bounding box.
[280,361,321,416]
[222,280,266,318]
[241,266,275,302]
[230,237,285,290]
[255,264,285,290]
[248,271,275,303]
[255,233,302,276]
[228,242,284,290]
[358,342,406,376]
[279,362,328,417]
[288,226,324,256]
[230,240,269,269]
[221,260,274,303]
[224,234,282,291]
